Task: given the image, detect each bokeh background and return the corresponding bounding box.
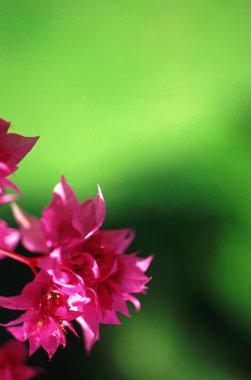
[1,1,251,379]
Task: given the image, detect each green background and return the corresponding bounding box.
[1,1,251,379]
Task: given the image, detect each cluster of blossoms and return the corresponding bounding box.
[0,339,40,380]
[0,118,152,373]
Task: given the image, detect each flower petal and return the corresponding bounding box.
[98,228,135,253]
[12,203,47,253]
[80,185,106,239]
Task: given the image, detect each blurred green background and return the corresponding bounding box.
[1,0,251,379]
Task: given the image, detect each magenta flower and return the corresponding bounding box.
[0,271,89,358]
[0,220,20,258]
[0,339,40,379]
[0,118,38,204]
[12,176,105,253]
[0,114,152,369]
[12,177,153,351]
[47,236,153,350]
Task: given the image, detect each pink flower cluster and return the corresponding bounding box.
[0,117,152,362]
[0,339,40,380]
[0,119,38,205]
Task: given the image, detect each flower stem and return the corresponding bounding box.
[0,248,38,275]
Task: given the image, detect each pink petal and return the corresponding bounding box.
[12,203,47,253]
[53,176,79,208]
[7,326,26,342]
[0,191,17,205]
[100,310,121,325]
[80,185,106,239]
[0,178,21,196]
[40,318,60,359]
[125,294,141,311]
[1,311,31,327]
[28,333,42,357]
[3,133,39,169]
[76,289,100,352]
[136,255,154,272]
[0,294,34,310]
[0,162,12,178]
[0,219,20,255]
[42,176,80,248]
[0,118,10,138]
[99,228,135,253]
[77,316,99,352]
[0,275,48,310]
[96,254,117,281]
